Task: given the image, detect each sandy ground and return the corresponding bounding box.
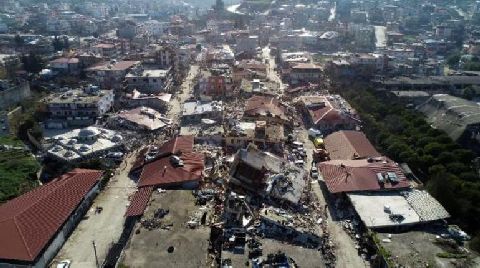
[379,230,479,268]
[52,153,138,267]
[120,190,210,268]
[223,238,326,268]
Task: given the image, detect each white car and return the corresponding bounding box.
[57,260,71,268]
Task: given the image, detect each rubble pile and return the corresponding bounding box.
[140,208,170,231]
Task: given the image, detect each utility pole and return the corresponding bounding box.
[92,240,99,268]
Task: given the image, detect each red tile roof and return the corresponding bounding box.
[138,152,204,188]
[50,57,79,64]
[319,159,410,194]
[125,186,153,217]
[130,136,194,173]
[86,60,140,71]
[301,95,359,125]
[292,63,322,70]
[0,169,103,262]
[324,131,381,160]
[244,95,288,121]
[158,135,194,156]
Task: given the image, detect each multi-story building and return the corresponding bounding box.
[0,80,31,110]
[93,43,118,58]
[154,45,175,68]
[86,60,140,89]
[44,85,114,128]
[125,68,172,93]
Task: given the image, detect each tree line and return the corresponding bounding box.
[339,88,480,251]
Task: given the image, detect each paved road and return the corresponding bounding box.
[374,26,387,49]
[53,64,199,268]
[53,153,138,268]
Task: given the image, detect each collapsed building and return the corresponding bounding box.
[229,144,306,205]
[108,106,172,132]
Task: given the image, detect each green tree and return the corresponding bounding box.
[14,34,24,49]
[463,87,476,100]
[446,50,461,67]
[426,166,459,214]
[21,53,45,74]
[52,35,64,51]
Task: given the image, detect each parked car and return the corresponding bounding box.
[57,260,71,268]
[311,166,319,179]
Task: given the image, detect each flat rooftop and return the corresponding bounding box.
[348,192,420,229]
[45,127,122,162]
[126,69,171,78]
[121,190,210,268]
[46,89,111,104]
[182,101,222,116]
[348,189,449,229]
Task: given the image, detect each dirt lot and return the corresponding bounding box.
[379,230,480,268]
[223,238,326,268]
[120,190,210,268]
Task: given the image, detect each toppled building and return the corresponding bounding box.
[229,145,306,204]
[122,89,171,112]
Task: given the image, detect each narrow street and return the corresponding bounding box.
[167,64,199,122]
[53,153,138,267]
[298,120,369,268]
[261,46,285,94]
[53,65,200,268]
